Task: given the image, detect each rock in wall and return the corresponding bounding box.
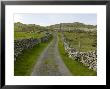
[62,34,97,71]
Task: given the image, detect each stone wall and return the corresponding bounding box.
[14,34,52,61]
[62,34,97,71]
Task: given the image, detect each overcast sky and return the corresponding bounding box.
[14,13,97,26]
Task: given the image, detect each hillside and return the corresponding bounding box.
[14,22,49,40]
[14,22,48,33]
[47,22,97,31]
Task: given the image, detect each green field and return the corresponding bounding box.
[58,33,97,76]
[63,31,97,52]
[14,22,48,40]
[14,32,45,40]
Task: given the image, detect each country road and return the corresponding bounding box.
[31,32,72,76]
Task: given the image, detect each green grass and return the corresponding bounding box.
[14,32,44,40]
[64,31,97,52]
[58,33,97,76]
[14,36,53,76]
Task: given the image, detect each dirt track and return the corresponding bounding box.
[31,33,72,76]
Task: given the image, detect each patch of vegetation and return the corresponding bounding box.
[58,33,96,76]
[64,31,97,52]
[14,22,50,40]
[14,36,53,76]
[14,31,44,40]
[14,22,48,32]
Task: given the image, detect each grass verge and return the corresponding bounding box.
[14,36,53,76]
[58,33,97,76]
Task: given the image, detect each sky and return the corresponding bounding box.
[14,13,97,26]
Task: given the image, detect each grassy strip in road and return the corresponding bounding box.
[58,33,97,76]
[14,36,53,76]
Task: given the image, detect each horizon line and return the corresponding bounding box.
[14,21,97,27]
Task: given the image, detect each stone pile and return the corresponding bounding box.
[62,34,97,71]
[14,34,52,61]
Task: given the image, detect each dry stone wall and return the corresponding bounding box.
[14,34,52,61]
[62,34,97,71]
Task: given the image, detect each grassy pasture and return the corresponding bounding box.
[64,31,97,52]
[14,32,45,40]
[14,22,48,40]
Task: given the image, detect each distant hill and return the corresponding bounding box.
[14,22,97,32]
[47,22,97,31]
[14,22,48,33]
